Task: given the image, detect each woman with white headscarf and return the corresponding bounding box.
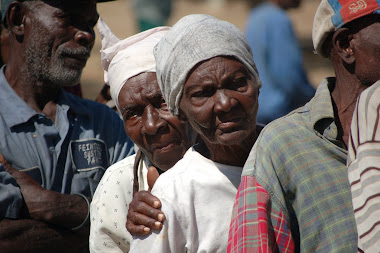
[130,14,262,252]
[89,19,194,253]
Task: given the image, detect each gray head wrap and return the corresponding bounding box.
[154,14,261,116]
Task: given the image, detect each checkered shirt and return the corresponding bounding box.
[228,78,358,253]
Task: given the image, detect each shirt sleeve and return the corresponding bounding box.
[228,175,295,253]
[0,164,25,219]
[228,140,295,253]
[89,161,135,253]
[347,81,380,252]
[130,198,186,253]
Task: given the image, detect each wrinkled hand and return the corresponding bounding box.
[126,166,165,236]
[0,154,52,221]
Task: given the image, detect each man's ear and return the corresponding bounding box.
[333,28,355,65]
[7,2,26,37]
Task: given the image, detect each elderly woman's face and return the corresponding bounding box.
[118,72,191,171]
[180,56,258,146]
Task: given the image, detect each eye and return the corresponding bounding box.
[190,86,216,98]
[152,97,169,111]
[229,76,249,92]
[123,108,143,121]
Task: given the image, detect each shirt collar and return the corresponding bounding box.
[57,89,92,118]
[0,65,85,128]
[309,77,345,149]
[0,66,39,128]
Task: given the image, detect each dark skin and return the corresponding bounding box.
[116,72,193,233]
[119,72,193,171]
[0,0,98,252]
[127,15,380,235]
[127,56,260,235]
[327,14,380,147]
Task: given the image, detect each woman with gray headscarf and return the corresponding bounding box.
[130,14,262,252]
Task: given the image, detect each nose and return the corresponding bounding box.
[141,106,166,136]
[74,27,95,48]
[214,90,235,113]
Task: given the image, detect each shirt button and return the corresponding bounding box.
[33,134,37,138]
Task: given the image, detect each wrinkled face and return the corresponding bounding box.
[348,15,380,86]
[119,72,192,171]
[180,56,259,146]
[22,0,98,87]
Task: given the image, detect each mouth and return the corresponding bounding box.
[64,54,89,63]
[151,135,181,153]
[59,47,91,65]
[217,117,244,131]
[152,142,176,152]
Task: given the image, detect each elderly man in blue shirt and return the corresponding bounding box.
[245,0,315,124]
[0,0,134,252]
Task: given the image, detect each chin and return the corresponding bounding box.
[214,129,253,145]
[153,145,186,171]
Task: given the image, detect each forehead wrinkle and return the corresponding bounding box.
[189,60,248,88]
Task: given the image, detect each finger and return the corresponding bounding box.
[126,220,151,236]
[0,155,17,174]
[127,211,163,231]
[147,166,160,191]
[132,200,165,221]
[136,191,161,209]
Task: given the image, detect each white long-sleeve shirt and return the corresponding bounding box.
[130,147,242,253]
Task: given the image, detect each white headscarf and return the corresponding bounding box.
[98,18,170,112]
[154,14,261,116]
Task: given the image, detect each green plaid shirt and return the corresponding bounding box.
[228,78,358,252]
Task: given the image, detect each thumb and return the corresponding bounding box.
[147,166,160,191]
[0,154,16,174]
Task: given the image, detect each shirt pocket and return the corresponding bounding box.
[69,138,109,196]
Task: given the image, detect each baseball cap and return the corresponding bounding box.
[312,0,380,57]
[1,0,116,22]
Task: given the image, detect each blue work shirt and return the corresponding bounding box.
[0,67,135,219]
[245,3,315,124]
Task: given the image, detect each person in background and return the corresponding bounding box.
[347,80,380,253]
[130,14,261,252]
[228,0,380,251]
[131,0,172,32]
[90,20,195,252]
[0,0,134,252]
[245,0,315,124]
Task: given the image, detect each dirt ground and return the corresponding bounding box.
[81,0,335,99]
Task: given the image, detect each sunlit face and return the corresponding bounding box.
[118,72,192,171]
[347,14,380,86]
[180,56,259,146]
[22,0,98,86]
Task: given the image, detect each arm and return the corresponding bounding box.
[89,157,137,253]
[347,82,380,252]
[228,175,295,253]
[0,218,88,253]
[0,156,89,230]
[0,155,90,252]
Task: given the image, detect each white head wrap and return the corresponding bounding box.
[154,14,261,116]
[97,18,170,112]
